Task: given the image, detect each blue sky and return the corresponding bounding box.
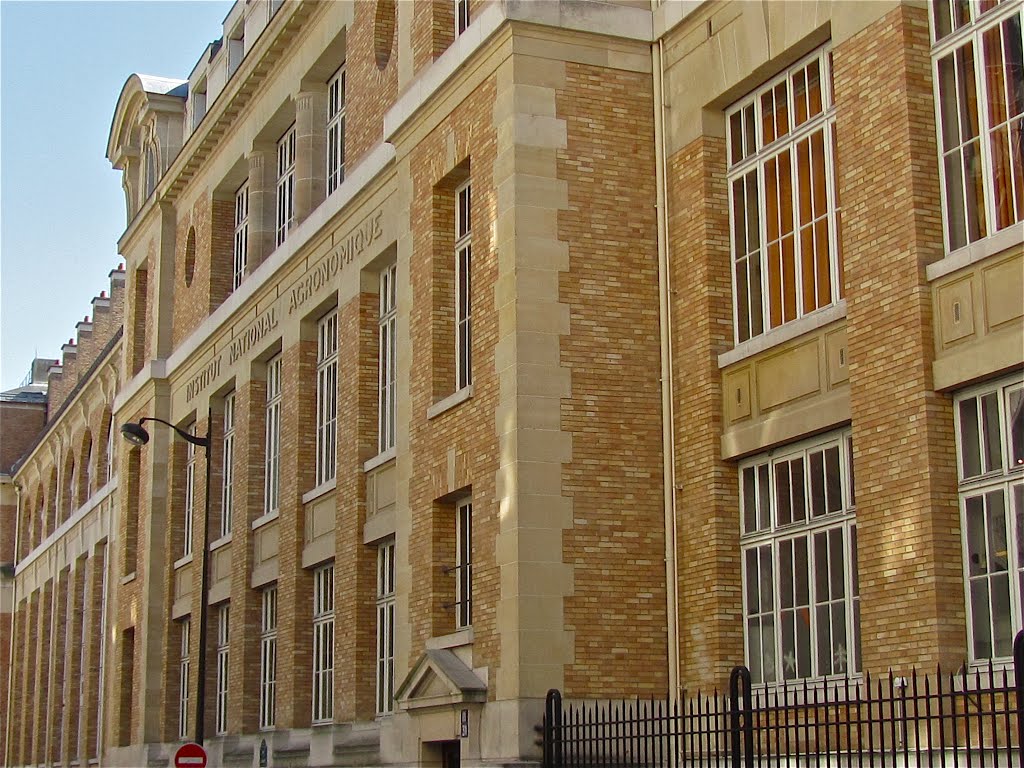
[1,1,231,391]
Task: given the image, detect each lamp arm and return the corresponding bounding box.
[139,416,211,448]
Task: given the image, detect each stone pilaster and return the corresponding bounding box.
[295,88,328,225]
[247,144,279,272]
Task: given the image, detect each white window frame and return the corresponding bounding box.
[954,374,1024,663]
[456,499,473,629]
[184,423,197,557]
[260,586,278,730]
[378,264,397,454]
[276,125,296,247]
[105,413,115,484]
[178,618,190,740]
[312,564,335,724]
[376,540,396,715]
[265,356,282,516]
[221,392,235,539]
[316,310,339,486]
[740,430,859,685]
[215,604,230,735]
[327,67,346,195]
[930,1,1023,253]
[726,46,840,345]
[456,0,470,36]
[233,182,249,291]
[455,181,472,390]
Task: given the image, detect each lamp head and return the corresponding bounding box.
[120,422,150,446]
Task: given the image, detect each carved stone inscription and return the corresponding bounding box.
[287,209,383,314]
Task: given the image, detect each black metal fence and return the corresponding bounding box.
[541,632,1024,767]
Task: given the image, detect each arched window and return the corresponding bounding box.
[144,142,158,199]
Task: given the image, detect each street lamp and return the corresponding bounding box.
[120,413,212,745]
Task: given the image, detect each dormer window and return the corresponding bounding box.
[191,78,208,131]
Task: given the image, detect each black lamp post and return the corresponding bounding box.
[120,413,212,745]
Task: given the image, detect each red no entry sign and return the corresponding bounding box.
[174,743,208,768]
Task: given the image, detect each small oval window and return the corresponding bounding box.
[184,226,197,287]
[374,0,396,70]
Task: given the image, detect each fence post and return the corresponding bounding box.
[544,689,563,768]
[729,666,753,768]
[1014,631,1024,764]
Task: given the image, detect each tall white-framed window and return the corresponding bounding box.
[316,310,339,486]
[455,181,472,390]
[327,67,346,195]
[221,393,236,539]
[740,430,859,684]
[105,412,115,483]
[276,125,296,247]
[183,423,197,557]
[312,563,335,724]
[954,374,1024,662]
[456,0,470,35]
[259,586,278,730]
[455,499,473,629]
[233,182,249,290]
[178,618,190,740]
[265,355,283,516]
[726,46,840,345]
[215,603,230,735]
[931,1,1023,252]
[378,264,397,454]
[376,540,396,715]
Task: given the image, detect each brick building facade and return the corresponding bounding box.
[3,0,1022,766]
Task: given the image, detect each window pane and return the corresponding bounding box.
[825,446,842,513]
[981,392,1003,473]
[991,573,1013,656]
[810,450,825,517]
[970,578,993,659]
[743,467,758,533]
[965,494,988,576]
[960,397,982,478]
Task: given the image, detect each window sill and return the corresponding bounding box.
[119,572,137,586]
[208,533,233,552]
[427,385,473,420]
[302,477,337,505]
[426,627,474,650]
[364,447,396,473]
[251,510,280,531]
[926,225,1023,282]
[718,301,847,369]
[173,553,194,570]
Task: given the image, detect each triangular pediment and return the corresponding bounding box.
[395,649,487,711]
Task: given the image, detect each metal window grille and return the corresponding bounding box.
[178,618,190,740]
[930,2,1023,252]
[955,374,1024,662]
[221,392,235,539]
[276,125,296,247]
[233,182,249,290]
[377,541,396,714]
[327,67,346,194]
[378,264,398,454]
[215,604,230,735]
[455,181,472,390]
[265,356,282,515]
[316,310,339,486]
[726,46,840,344]
[740,430,859,685]
[260,586,277,730]
[312,564,335,723]
[183,423,197,557]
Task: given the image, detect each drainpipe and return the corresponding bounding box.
[653,37,681,702]
[5,481,21,768]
